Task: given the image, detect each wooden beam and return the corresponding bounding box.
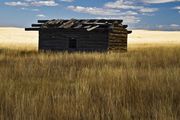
[127,31,132,34]
[25,28,40,31]
[38,20,49,23]
[32,24,43,27]
[87,25,100,31]
[74,24,83,29]
[83,22,109,25]
[122,25,128,28]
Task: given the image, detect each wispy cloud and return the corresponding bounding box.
[105,0,159,13]
[5,1,29,7]
[68,6,121,16]
[68,5,140,24]
[31,1,58,6]
[96,16,141,24]
[5,0,59,7]
[67,0,159,24]
[139,8,158,13]
[173,6,180,14]
[21,7,40,12]
[141,0,180,4]
[68,6,138,16]
[173,6,180,9]
[105,1,142,10]
[156,24,180,30]
[170,24,180,27]
[36,14,46,17]
[60,0,74,2]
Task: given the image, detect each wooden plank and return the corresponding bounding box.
[40,40,68,44]
[87,25,100,31]
[74,24,83,29]
[108,47,127,50]
[25,28,40,31]
[109,33,127,37]
[114,26,127,30]
[109,46,126,49]
[109,43,127,46]
[32,24,42,27]
[39,44,68,48]
[40,44,68,48]
[109,38,127,41]
[111,30,128,34]
[38,20,49,23]
[109,36,127,40]
[40,40,107,45]
[40,47,67,50]
[109,33,127,38]
[109,39,127,43]
[122,25,128,28]
[59,19,75,28]
[109,41,127,44]
[78,46,107,49]
[109,40,126,44]
[63,22,75,28]
[127,31,132,34]
[84,25,92,29]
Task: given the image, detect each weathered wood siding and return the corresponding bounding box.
[39,29,109,51]
[108,27,128,51]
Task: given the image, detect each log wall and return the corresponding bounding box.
[108,27,128,51]
[39,29,109,51]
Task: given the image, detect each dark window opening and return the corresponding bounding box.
[69,38,77,49]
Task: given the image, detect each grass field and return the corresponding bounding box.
[0,45,180,120]
[0,28,180,119]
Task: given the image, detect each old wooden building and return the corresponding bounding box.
[25,19,132,52]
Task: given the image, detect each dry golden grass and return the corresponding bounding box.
[0,27,180,119]
[0,45,180,120]
[128,30,180,44]
[0,27,38,50]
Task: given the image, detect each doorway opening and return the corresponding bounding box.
[69,38,77,49]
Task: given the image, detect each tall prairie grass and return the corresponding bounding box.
[0,45,180,120]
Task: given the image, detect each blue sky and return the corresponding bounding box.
[0,0,180,30]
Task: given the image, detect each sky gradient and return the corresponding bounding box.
[0,0,180,30]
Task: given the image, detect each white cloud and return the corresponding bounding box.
[68,5,140,24]
[141,0,180,4]
[172,6,180,14]
[5,0,59,7]
[170,24,179,27]
[5,1,29,7]
[68,6,121,16]
[139,8,158,13]
[156,24,180,30]
[173,6,180,9]
[32,8,40,11]
[21,7,40,11]
[60,0,74,2]
[67,0,159,24]
[97,16,140,24]
[31,1,58,6]
[122,16,141,24]
[105,0,142,10]
[104,0,158,13]
[68,6,138,16]
[36,14,46,17]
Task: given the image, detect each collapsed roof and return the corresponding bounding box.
[25,19,131,32]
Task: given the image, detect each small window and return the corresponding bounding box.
[69,38,77,49]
